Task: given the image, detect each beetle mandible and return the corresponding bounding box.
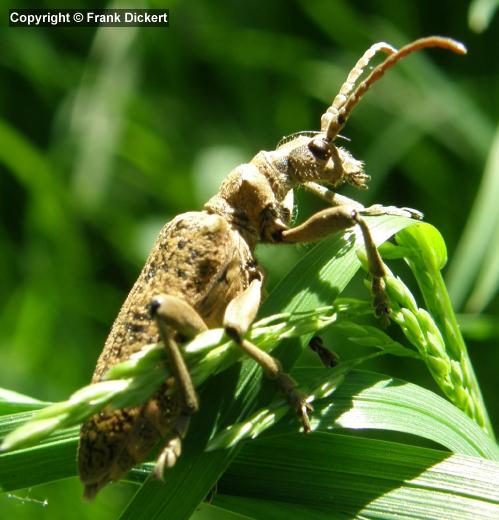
[78,36,466,499]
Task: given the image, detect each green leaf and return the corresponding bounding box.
[305,369,498,460]
[396,222,448,271]
[208,369,498,460]
[191,503,254,520]
[0,421,78,492]
[0,388,50,415]
[213,433,499,519]
[447,123,499,311]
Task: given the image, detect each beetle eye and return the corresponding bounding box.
[308,138,331,161]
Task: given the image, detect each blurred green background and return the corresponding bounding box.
[1,0,498,517]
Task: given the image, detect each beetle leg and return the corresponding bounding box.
[224,278,313,432]
[361,203,423,220]
[304,182,423,220]
[277,206,390,321]
[150,295,208,478]
[308,336,339,368]
[304,181,364,209]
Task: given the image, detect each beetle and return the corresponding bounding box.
[78,36,466,499]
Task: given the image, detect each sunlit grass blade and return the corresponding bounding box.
[207,357,373,452]
[213,433,499,519]
[208,369,498,460]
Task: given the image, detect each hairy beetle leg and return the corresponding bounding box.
[304,182,424,221]
[151,295,208,478]
[224,279,313,432]
[309,336,339,368]
[153,414,190,480]
[277,206,391,323]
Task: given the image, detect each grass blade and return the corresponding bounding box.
[447,124,499,311]
[214,433,499,519]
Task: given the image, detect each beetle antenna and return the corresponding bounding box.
[323,36,467,141]
[321,42,396,133]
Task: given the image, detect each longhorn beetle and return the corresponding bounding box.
[78,36,466,499]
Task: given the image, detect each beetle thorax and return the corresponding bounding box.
[204,162,292,245]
